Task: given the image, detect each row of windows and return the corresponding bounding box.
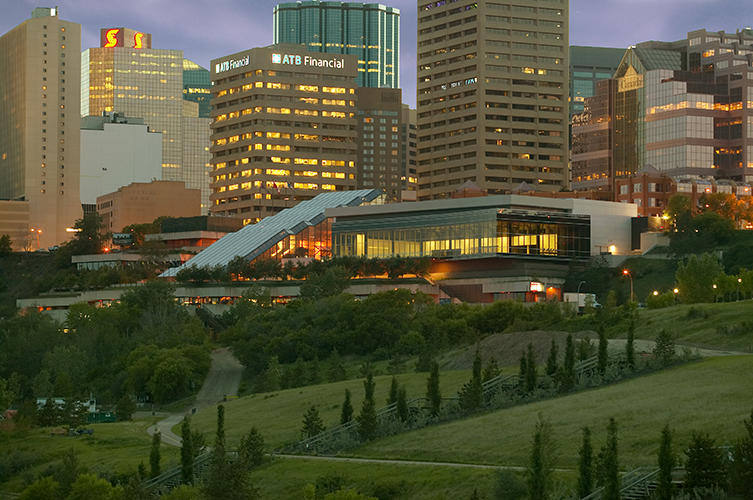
[214,181,345,194]
[213,133,353,146]
[214,107,354,123]
[214,70,351,86]
[214,169,352,183]
[216,83,353,98]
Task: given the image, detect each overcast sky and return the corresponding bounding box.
[1,0,749,107]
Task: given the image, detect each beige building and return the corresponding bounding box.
[0,7,83,248]
[401,105,418,200]
[0,201,30,251]
[416,0,569,201]
[96,180,201,233]
[209,44,360,223]
[81,29,212,214]
[354,87,404,201]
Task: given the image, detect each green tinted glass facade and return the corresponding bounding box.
[273,1,400,89]
[183,59,211,118]
[569,46,624,117]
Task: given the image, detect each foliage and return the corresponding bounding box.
[601,418,620,500]
[493,469,526,500]
[597,324,608,375]
[181,418,194,485]
[685,431,727,492]
[302,405,325,439]
[426,362,442,417]
[458,349,483,412]
[396,385,409,423]
[676,253,724,304]
[357,373,378,442]
[18,476,60,500]
[730,409,753,499]
[65,473,121,500]
[53,212,110,268]
[647,290,677,309]
[53,448,80,498]
[0,234,12,256]
[653,329,676,367]
[238,427,267,468]
[527,413,556,500]
[578,426,593,498]
[482,357,501,383]
[150,431,162,478]
[341,389,354,425]
[299,265,353,301]
[116,395,136,421]
[656,423,675,500]
[626,315,635,370]
[525,343,537,393]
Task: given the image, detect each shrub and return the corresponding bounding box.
[646,291,676,309]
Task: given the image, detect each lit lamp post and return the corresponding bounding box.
[623,269,634,303]
[30,228,41,250]
[577,280,586,309]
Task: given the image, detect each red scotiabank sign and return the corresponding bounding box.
[100,28,151,49]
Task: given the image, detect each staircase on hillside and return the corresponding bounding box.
[194,306,227,334]
[145,451,213,494]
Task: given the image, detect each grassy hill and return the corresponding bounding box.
[354,356,753,469]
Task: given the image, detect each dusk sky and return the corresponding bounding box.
[1,0,748,107]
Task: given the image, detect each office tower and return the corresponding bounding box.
[354,87,403,200]
[209,45,359,223]
[569,46,624,118]
[416,0,569,201]
[81,29,212,214]
[0,7,82,248]
[401,105,418,199]
[274,1,400,89]
[183,59,212,118]
[79,113,162,210]
[572,28,753,192]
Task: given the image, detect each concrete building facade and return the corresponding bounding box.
[209,44,360,223]
[79,113,162,208]
[274,1,400,89]
[81,29,212,214]
[354,87,404,200]
[415,0,569,201]
[96,180,201,233]
[0,7,83,248]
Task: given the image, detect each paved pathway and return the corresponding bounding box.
[147,347,244,447]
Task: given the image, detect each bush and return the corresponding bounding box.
[646,291,676,309]
[494,469,526,500]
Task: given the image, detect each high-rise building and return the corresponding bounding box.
[81,28,212,214]
[415,0,569,201]
[209,45,360,223]
[0,7,83,248]
[273,1,400,89]
[400,105,418,199]
[572,28,753,192]
[354,87,403,200]
[569,46,624,118]
[79,113,162,209]
[183,59,212,118]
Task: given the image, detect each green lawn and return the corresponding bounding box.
[250,456,506,500]
[632,300,753,351]
[354,356,753,470]
[188,369,476,448]
[0,417,179,493]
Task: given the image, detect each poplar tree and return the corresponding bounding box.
[577,426,593,498]
[340,389,353,425]
[656,423,675,500]
[180,418,193,485]
[357,372,378,441]
[426,361,442,417]
[149,431,161,478]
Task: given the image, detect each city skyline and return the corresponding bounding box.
[1,0,747,107]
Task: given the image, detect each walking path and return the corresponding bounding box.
[146,347,243,447]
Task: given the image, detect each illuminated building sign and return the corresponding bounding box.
[272,53,345,69]
[100,28,151,49]
[215,55,250,73]
[529,282,544,292]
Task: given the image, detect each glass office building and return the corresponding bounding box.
[81,30,212,213]
[273,1,400,89]
[333,205,590,260]
[569,46,624,118]
[183,59,211,118]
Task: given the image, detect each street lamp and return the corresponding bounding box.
[30,228,41,249]
[623,269,634,303]
[577,280,585,308]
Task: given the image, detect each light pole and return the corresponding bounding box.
[577,280,586,308]
[623,269,633,303]
[30,228,41,250]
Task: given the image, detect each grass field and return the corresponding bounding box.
[249,457,509,500]
[187,369,481,448]
[354,356,753,470]
[0,417,179,493]
[631,300,753,351]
